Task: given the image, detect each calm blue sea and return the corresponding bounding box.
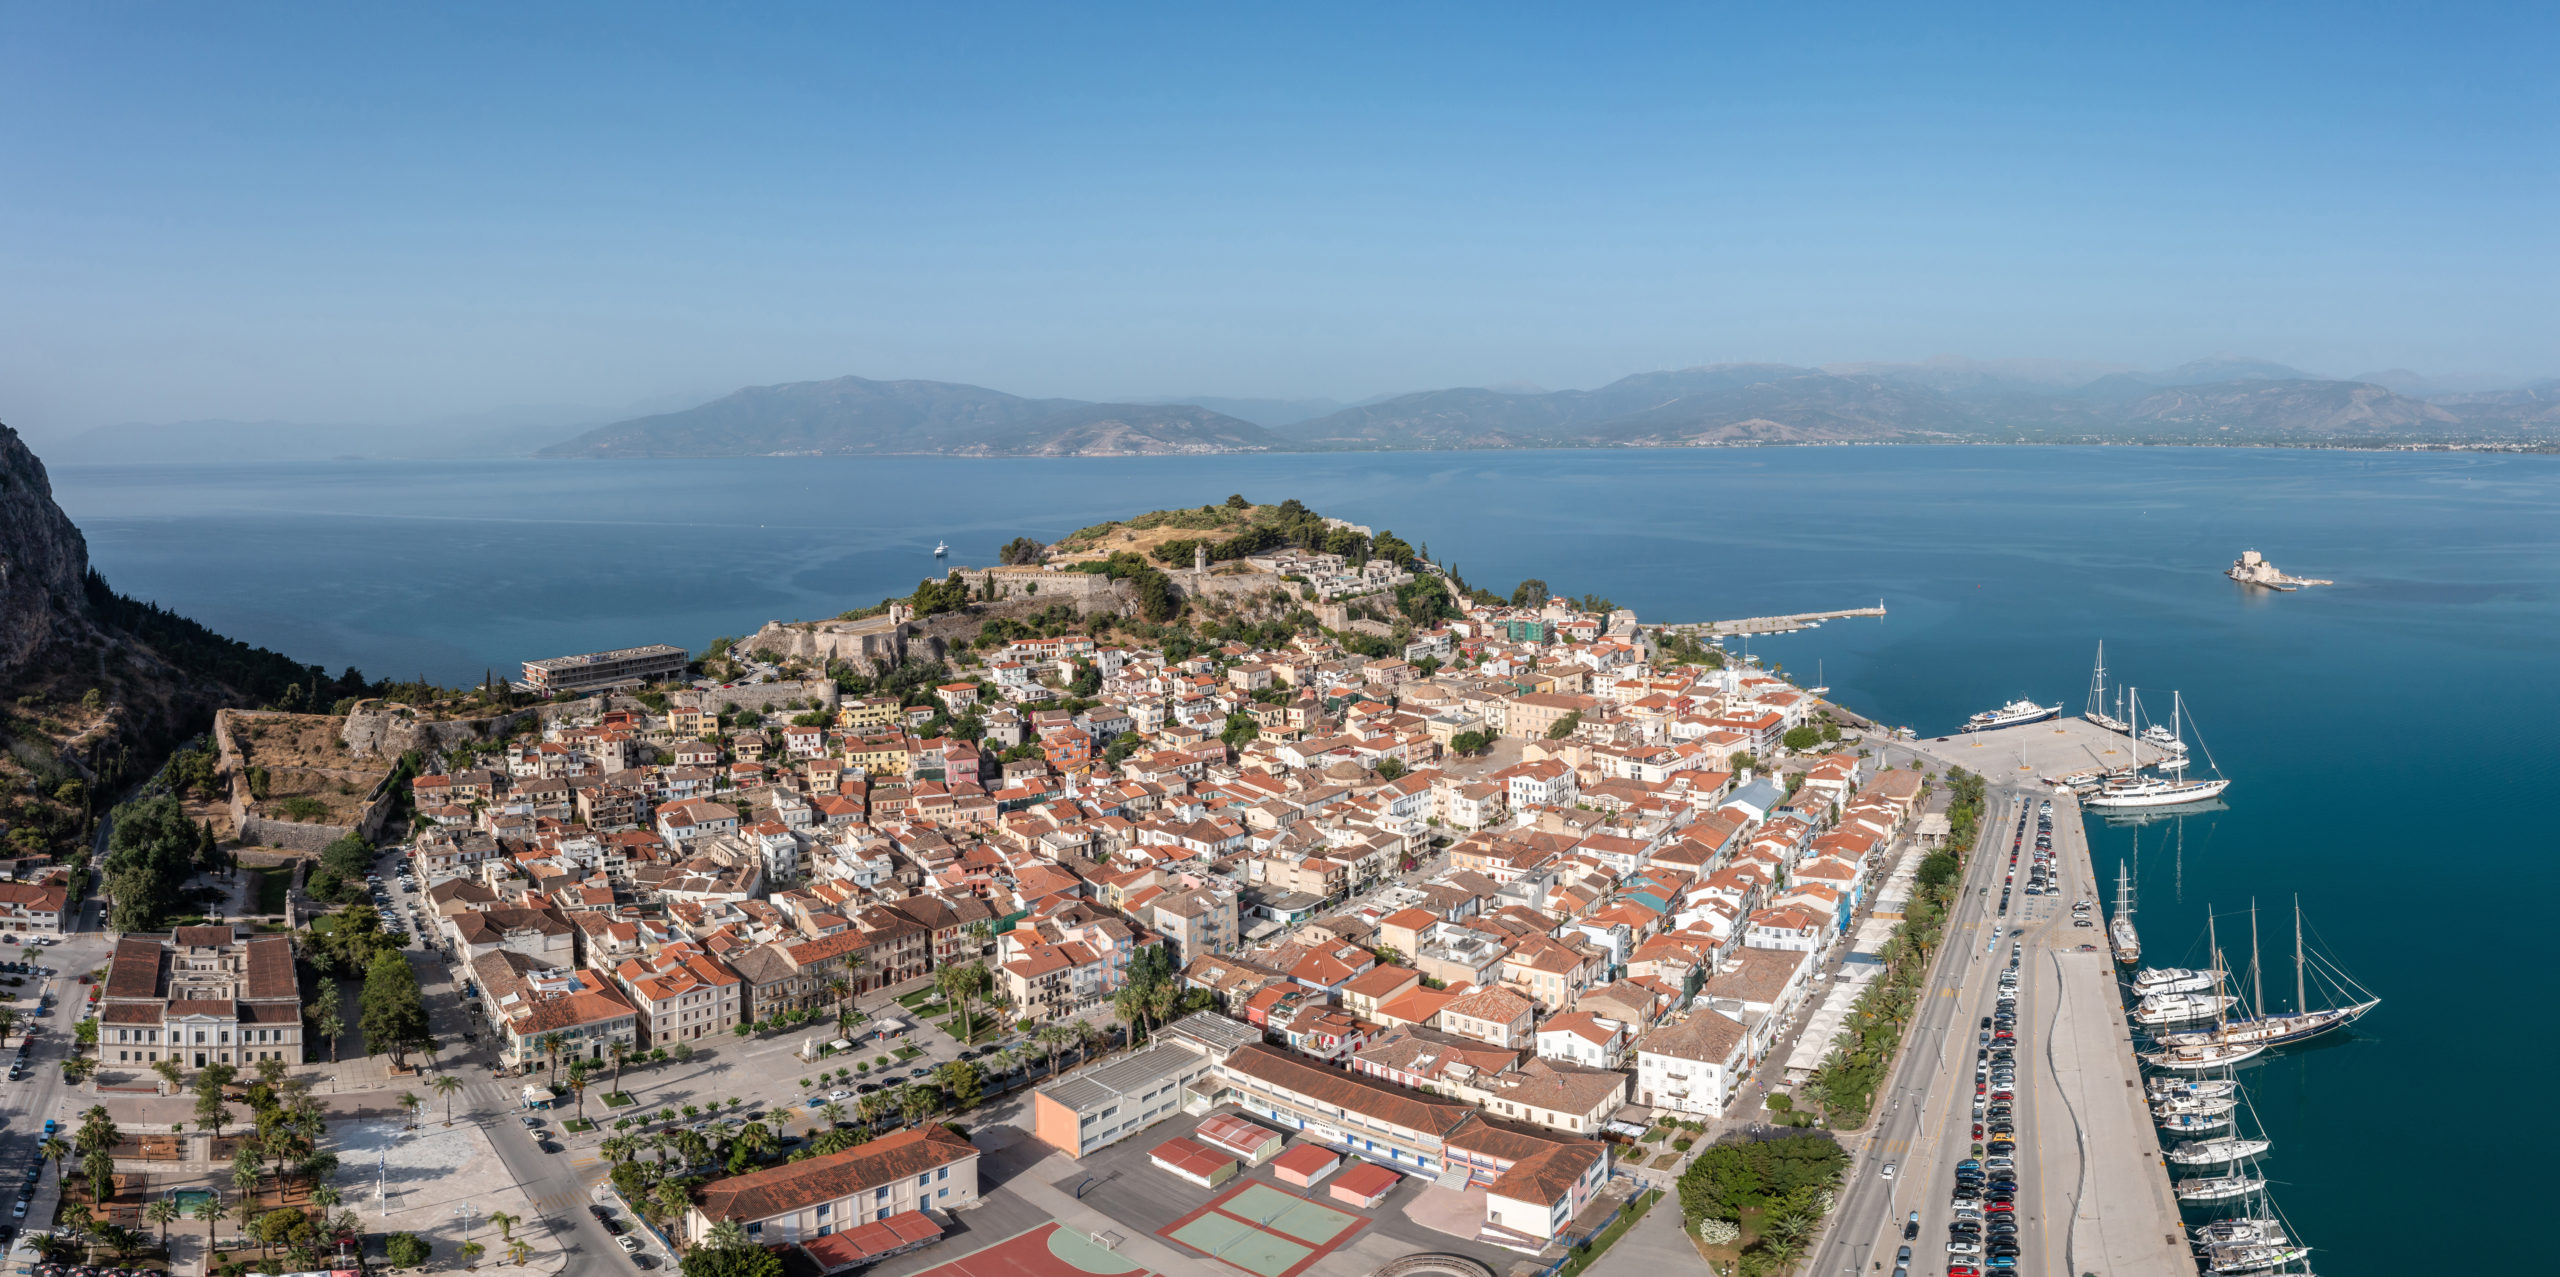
[51,446,2560,1273]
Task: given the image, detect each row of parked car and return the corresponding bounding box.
[1941,804,2046,1274]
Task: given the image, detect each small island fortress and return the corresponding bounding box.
[2226,548,2331,590]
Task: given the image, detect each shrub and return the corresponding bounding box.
[385,1233,432,1267]
[1672,1137,1694,1152]
[1696,1218,1740,1245]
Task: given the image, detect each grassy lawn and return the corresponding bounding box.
[893,1046,923,1062]
[934,1010,1002,1041]
[563,1118,596,1133]
[249,867,294,913]
[894,990,938,1010]
[603,1091,636,1107]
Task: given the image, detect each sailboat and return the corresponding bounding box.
[2085,641,2129,732]
[2156,899,2379,1050]
[2149,1076,2240,1102]
[2141,918,2266,1069]
[2175,1174,2268,1203]
[1805,660,1828,698]
[2108,860,2140,964]
[2167,1135,2272,1165]
[2154,1093,2240,1119]
[2087,690,2232,809]
[2159,1108,2235,1135]
[2194,1219,2291,1248]
[2205,1243,2313,1275]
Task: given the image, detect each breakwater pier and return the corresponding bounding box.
[1665,601,1886,635]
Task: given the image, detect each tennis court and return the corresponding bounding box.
[908,1223,1156,1277]
[1158,1179,1367,1277]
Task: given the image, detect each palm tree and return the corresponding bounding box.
[459,1241,486,1268]
[816,1101,845,1131]
[567,1061,590,1121]
[1110,986,1147,1045]
[191,1194,228,1255]
[397,1091,422,1129]
[1074,1019,1101,1064]
[734,1121,773,1163]
[896,1084,934,1129]
[1145,980,1178,1033]
[651,1179,691,1224]
[706,1218,751,1251]
[313,1183,343,1212]
[540,1033,565,1084]
[935,964,979,1045]
[607,1040,630,1101]
[144,1198,179,1245]
[432,1074,464,1125]
[506,1238,533,1267]
[39,1137,68,1190]
[854,1092,889,1133]
[0,1007,15,1041]
[1034,1024,1070,1076]
[826,977,852,1032]
[487,1211,517,1244]
[308,995,345,1064]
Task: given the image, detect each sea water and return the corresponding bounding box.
[54,445,2560,1274]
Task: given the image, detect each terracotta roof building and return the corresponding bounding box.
[684,1124,978,1246]
[98,927,302,1069]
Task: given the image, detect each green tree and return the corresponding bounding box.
[1510,579,1549,608]
[308,995,345,1064]
[433,1073,464,1124]
[681,1241,785,1277]
[1374,757,1406,781]
[1448,728,1492,755]
[1545,711,1581,740]
[191,1193,229,1255]
[936,1059,983,1112]
[1781,725,1824,752]
[358,950,431,1068]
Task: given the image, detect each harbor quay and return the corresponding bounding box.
[1906,716,2178,786]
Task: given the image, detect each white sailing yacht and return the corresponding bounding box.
[2194,1218,2290,1248]
[2159,1108,2235,1134]
[2084,641,2130,732]
[2175,1174,2268,1203]
[2108,860,2140,964]
[2156,899,2380,1050]
[2088,689,2231,809]
[2167,1135,2272,1165]
[2141,918,2267,1069]
[2149,1076,2240,1102]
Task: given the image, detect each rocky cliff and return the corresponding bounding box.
[0,423,92,680]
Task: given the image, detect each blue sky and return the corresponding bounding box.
[3,3,2552,434]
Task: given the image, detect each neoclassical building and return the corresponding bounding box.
[99,925,303,1069]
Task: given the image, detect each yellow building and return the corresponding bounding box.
[835,696,903,732]
[846,732,912,777]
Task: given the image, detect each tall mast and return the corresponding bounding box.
[2209,911,2225,1035]
[2250,900,2263,1019]
[2295,895,2306,1014]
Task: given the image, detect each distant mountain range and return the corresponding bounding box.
[69,358,2560,462]
[538,377,1279,458]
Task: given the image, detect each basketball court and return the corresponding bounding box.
[906,1222,1158,1277]
[1158,1179,1367,1277]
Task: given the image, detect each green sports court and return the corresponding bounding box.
[1158,1178,1368,1277]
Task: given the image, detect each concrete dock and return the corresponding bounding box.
[1906,715,2177,785]
[2033,793,2192,1277]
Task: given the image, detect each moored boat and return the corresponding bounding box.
[2175,1174,2266,1203]
[2148,1076,2240,1102]
[2132,966,2220,997]
[2142,1040,2265,1071]
[2193,1218,2289,1248]
[2152,1094,2240,1118]
[2133,992,2237,1025]
[2159,1109,2234,1134]
[1963,697,2060,732]
[2206,1244,2312,1275]
[2167,1136,2271,1165]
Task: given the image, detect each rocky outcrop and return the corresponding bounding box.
[0,424,92,679]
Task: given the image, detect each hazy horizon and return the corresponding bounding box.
[5,5,2553,440]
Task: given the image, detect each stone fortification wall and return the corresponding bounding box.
[339,696,613,759]
[944,565,1116,603]
[745,617,925,676]
[673,679,840,715]
[216,708,402,851]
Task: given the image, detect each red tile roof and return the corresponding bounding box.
[694,1125,975,1223]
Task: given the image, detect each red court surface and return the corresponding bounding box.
[906,1223,1157,1277]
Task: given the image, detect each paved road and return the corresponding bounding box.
[1805,788,2020,1277]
